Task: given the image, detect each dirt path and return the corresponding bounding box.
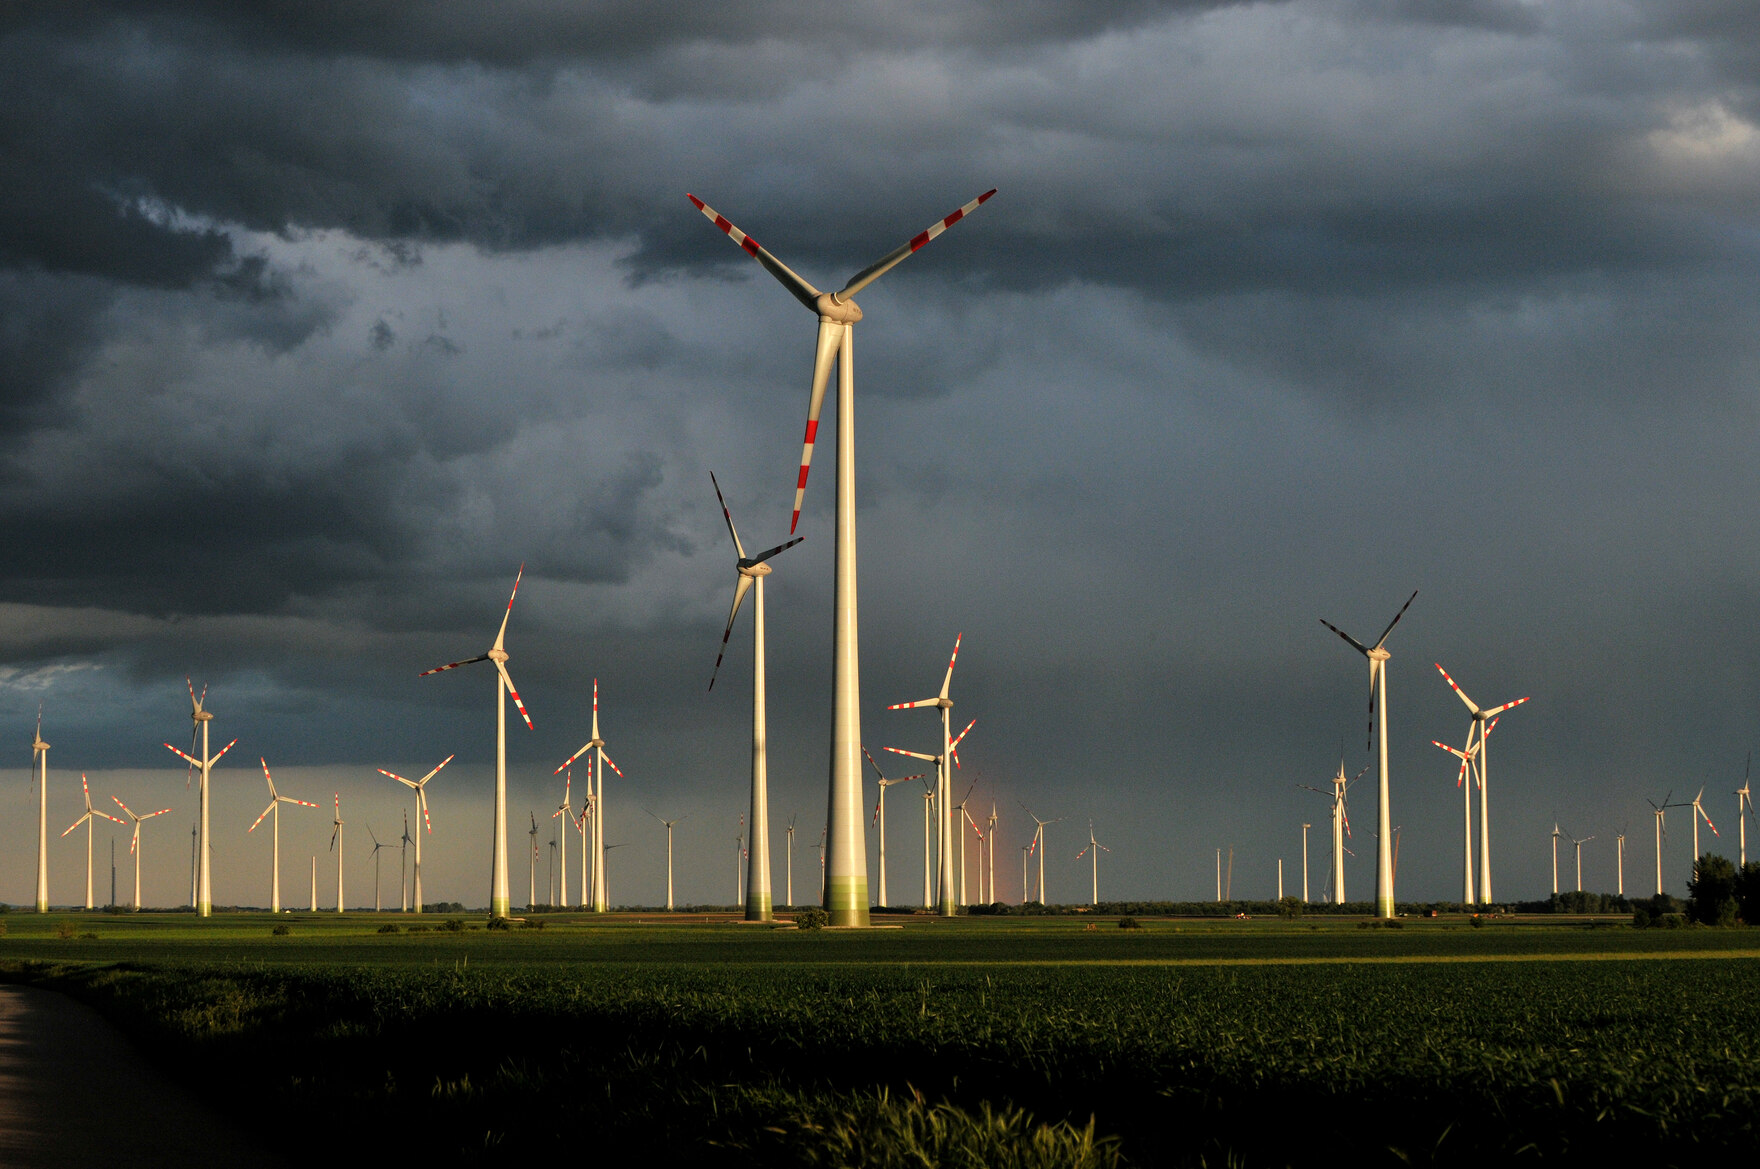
[0,983,286,1168]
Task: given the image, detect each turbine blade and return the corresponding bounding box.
[494,661,535,729]
[950,717,978,750]
[1320,619,1370,655]
[709,471,748,560]
[601,753,624,778]
[420,654,490,677]
[886,697,941,710]
[836,189,998,299]
[709,575,756,691]
[1482,696,1531,718]
[862,746,886,780]
[940,633,962,701]
[790,320,843,534]
[885,747,937,762]
[163,743,201,768]
[421,754,455,783]
[1433,662,1481,716]
[493,563,525,652]
[554,744,592,775]
[749,535,804,565]
[685,193,822,311]
[249,802,275,833]
[60,814,87,838]
[212,738,238,763]
[1372,589,1419,649]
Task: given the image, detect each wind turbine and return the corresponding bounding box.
[163,680,238,918]
[1299,822,1311,903]
[61,773,124,911]
[708,472,803,922]
[330,794,346,913]
[885,715,976,914]
[419,565,533,918]
[527,813,539,909]
[1616,828,1626,896]
[865,747,925,909]
[1687,787,1720,876]
[574,799,591,908]
[888,635,969,918]
[645,808,686,911]
[555,680,623,913]
[1570,831,1594,893]
[378,754,453,913]
[1648,792,1673,896]
[247,758,318,913]
[30,707,50,913]
[918,782,937,908]
[951,781,979,907]
[550,769,575,908]
[1433,663,1530,903]
[112,796,170,911]
[1738,754,1756,867]
[1321,590,1417,918]
[1020,804,1062,905]
[962,804,985,905]
[367,825,393,913]
[1020,843,1030,905]
[1549,823,1565,896]
[1075,822,1110,906]
[785,814,796,907]
[400,810,412,912]
[1298,758,1364,906]
[986,803,999,907]
[1431,731,1482,904]
[688,187,997,926]
[734,822,745,905]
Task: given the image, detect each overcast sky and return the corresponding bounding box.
[4,1,1759,911]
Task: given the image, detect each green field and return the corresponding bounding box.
[3,913,1757,1166]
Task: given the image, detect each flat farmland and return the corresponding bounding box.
[2,915,1756,1166]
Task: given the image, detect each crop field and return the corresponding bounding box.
[3,914,1757,1167]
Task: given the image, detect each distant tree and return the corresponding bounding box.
[1276,896,1304,919]
[1738,862,1760,926]
[1687,854,1738,926]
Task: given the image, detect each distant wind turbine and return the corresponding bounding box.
[1075,821,1111,906]
[112,796,171,911]
[61,773,124,911]
[1738,755,1755,867]
[1570,831,1594,893]
[163,680,238,918]
[864,747,925,909]
[368,824,393,912]
[555,680,624,913]
[645,807,686,911]
[886,716,976,911]
[378,754,454,913]
[1434,663,1530,903]
[888,635,969,917]
[330,794,346,913]
[248,758,319,913]
[30,707,50,913]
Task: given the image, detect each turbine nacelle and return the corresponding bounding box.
[816,293,863,324]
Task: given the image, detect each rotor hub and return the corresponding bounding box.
[817,293,863,324]
[489,648,509,663]
[1368,648,1390,662]
[739,561,772,577]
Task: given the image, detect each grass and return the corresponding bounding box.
[2,914,1757,1165]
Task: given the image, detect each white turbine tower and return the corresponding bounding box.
[986,804,999,907]
[1687,787,1720,876]
[785,814,797,907]
[527,813,539,909]
[1616,829,1626,896]
[1075,821,1111,906]
[30,707,50,913]
[247,758,318,913]
[61,774,124,911]
[551,769,575,908]
[863,747,924,909]
[1300,822,1311,903]
[886,716,976,911]
[1321,592,1417,918]
[1298,759,1363,906]
[399,811,412,912]
[1648,792,1673,896]
[163,680,237,918]
[330,794,345,913]
[708,471,803,922]
[1549,822,1564,896]
[378,754,453,913]
[918,783,936,908]
[555,680,624,913]
[1433,663,1530,903]
[887,634,968,918]
[1570,831,1594,893]
[419,566,534,919]
[1738,755,1755,867]
[1430,721,1497,906]
[112,796,170,911]
[367,825,393,913]
[1020,804,1062,905]
[645,808,686,911]
[688,188,997,926]
[951,782,979,908]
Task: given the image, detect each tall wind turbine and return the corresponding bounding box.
[1433,663,1530,903]
[378,754,453,913]
[864,747,925,909]
[1321,591,1417,918]
[986,804,999,907]
[1298,759,1363,906]
[1431,733,1482,904]
[112,796,170,911]
[1570,831,1594,893]
[163,680,237,918]
[645,808,686,911]
[1648,792,1673,896]
[887,711,985,915]
[1738,755,1755,867]
[1549,822,1565,896]
[1687,787,1720,875]
[247,758,318,913]
[688,188,997,926]
[368,825,393,913]
[400,810,412,912]
[918,782,936,908]
[555,680,623,913]
[1616,829,1626,896]
[419,566,533,918]
[527,813,539,909]
[1020,804,1062,905]
[30,707,50,913]
[708,472,803,922]
[1075,822,1110,906]
[785,814,796,906]
[888,635,968,918]
[61,774,124,911]
[550,769,575,908]
[950,782,979,907]
[330,794,345,913]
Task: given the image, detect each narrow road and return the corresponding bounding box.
[0,983,285,1168]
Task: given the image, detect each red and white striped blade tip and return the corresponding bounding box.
[420,654,490,677]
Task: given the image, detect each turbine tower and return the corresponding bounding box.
[378,754,453,913]
[1020,804,1062,905]
[399,811,412,912]
[1433,663,1530,902]
[527,813,539,909]
[1738,754,1755,867]
[1647,792,1672,896]
[1616,829,1626,896]
[688,187,997,926]
[1570,831,1594,893]
[30,707,50,913]
[888,634,968,917]
[1321,591,1417,918]
[550,770,574,908]
[330,794,345,913]
[419,566,534,918]
[645,808,686,911]
[863,747,924,909]
[163,680,237,918]
[368,825,393,912]
[556,680,624,913]
[708,471,803,922]
[885,717,976,912]
[1687,787,1720,876]
[1298,759,1363,906]
[1300,822,1311,903]
[112,796,170,911]
[61,774,124,911]
[1431,731,1482,905]
[1550,822,1564,896]
[247,758,318,913]
[1076,821,1110,906]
